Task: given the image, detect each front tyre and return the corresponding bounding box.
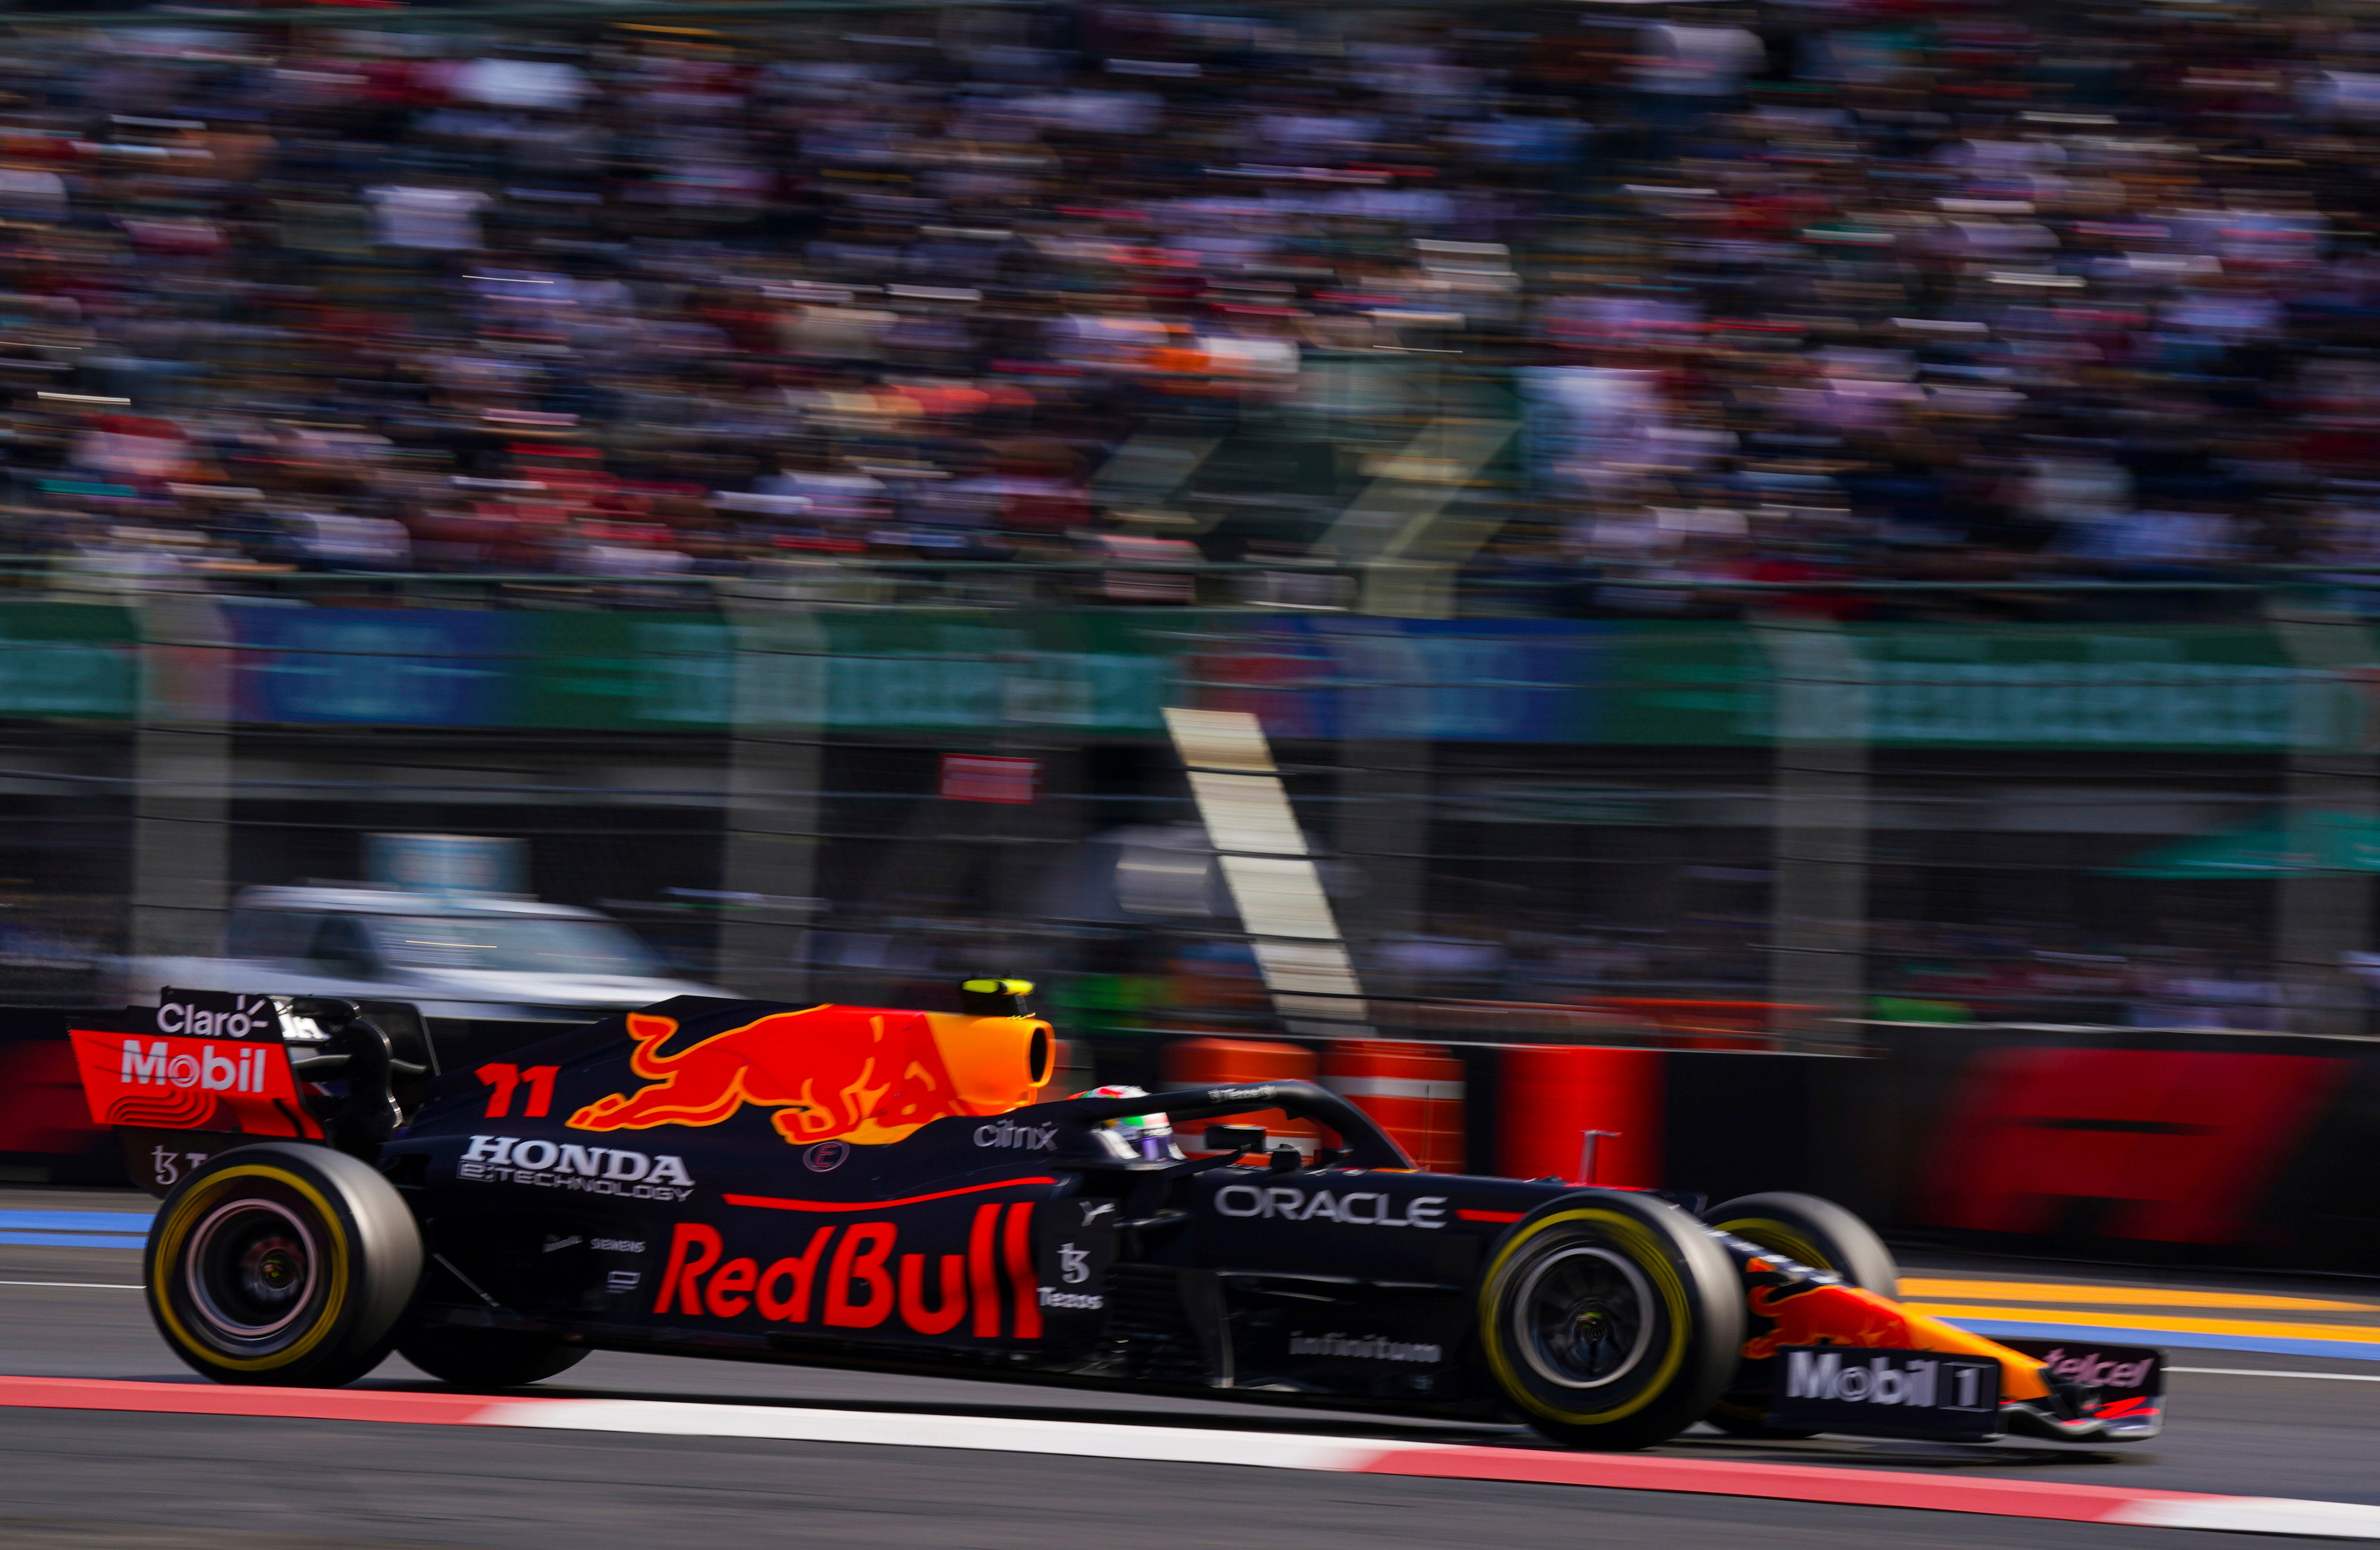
[1702,1191,1898,1438]
[1702,1192,1898,1297]
[397,1325,587,1389]
[1479,1191,1745,1450]
[146,1142,423,1387]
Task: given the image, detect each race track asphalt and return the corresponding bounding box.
[3,1186,2378,1550]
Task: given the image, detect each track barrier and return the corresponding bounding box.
[1861,1023,2380,1273]
[1322,1040,1465,1173]
[1495,1045,1663,1187]
[1158,1037,1323,1157]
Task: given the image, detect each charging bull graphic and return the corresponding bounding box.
[568,1005,1053,1148]
[1743,1279,1919,1359]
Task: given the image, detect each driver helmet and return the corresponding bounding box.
[1073,1084,1179,1161]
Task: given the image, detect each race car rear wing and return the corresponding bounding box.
[68,990,423,1193]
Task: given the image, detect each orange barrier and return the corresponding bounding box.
[1496,1046,1663,1187]
[1160,1038,1323,1157]
[1324,1041,1465,1173]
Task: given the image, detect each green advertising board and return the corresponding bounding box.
[518,610,1188,734]
[3,600,2373,753]
[0,603,137,719]
[1598,623,2364,752]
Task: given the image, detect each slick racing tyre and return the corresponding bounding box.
[1702,1192,1898,1438]
[397,1325,588,1389]
[1702,1192,1898,1298]
[1478,1191,1744,1450]
[146,1142,423,1387]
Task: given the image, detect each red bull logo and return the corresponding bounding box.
[1743,1281,1918,1360]
[569,1005,1052,1147]
[654,1200,1044,1340]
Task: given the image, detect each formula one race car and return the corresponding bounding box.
[69,984,2163,1449]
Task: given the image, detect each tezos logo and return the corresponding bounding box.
[804,1140,850,1173]
[975,1119,1058,1151]
[459,1135,696,1200]
[1213,1184,1446,1229]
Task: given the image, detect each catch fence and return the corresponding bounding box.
[0,572,2372,1050]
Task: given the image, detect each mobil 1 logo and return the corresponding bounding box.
[1772,1346,2003,1441]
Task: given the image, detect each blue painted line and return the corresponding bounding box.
[0,1211,153,1233]
[1945,1316,2380,1364]
[0,1232,148,1250]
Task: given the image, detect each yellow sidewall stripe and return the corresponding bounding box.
[151,1164,353,1373]
[1480,1208,1694,1427]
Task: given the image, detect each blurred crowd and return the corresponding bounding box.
[0,3,2375,612]
[805,901,2316,1037]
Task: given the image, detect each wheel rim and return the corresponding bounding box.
[1513,1244,1655,1390]
[184,1198,321,1352]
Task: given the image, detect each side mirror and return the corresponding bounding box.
[1204,1124,1265,1154]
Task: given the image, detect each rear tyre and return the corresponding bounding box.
[1702,1192,1898,1438]
[1479,1191,1745,1450]
[397,1325,588,1389]
[146,1141,422,1387]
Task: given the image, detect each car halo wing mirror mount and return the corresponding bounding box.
[1205,1124,1265,1154]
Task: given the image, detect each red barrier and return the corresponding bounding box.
[0,1040,104,1156]
[1497,1046,1663,1188]
[1323,1041,1464,1173]
[1160,1038,1322,1156]
[1923,1047,2345,1245]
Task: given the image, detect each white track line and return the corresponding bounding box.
[501,1397,2380,1537]
[513,1398,1395,1469]
[2115,1499,2380,1536]
[0,1280,142,1290]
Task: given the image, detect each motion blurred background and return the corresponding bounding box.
[0,0,2374,1065]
